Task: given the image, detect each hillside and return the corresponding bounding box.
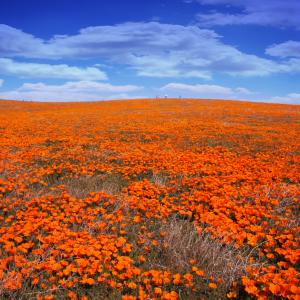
[0,99,299,299]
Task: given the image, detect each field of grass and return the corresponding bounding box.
[0,99,299,300]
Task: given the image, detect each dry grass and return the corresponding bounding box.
[149,219,257,292]
[160,219,249,285]
[63,173,127,198]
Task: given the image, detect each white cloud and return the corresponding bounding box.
[127,54,212,79]
[0,24,48,58]
[0,81,143,102]
[197,13,249,27]
[1,22,299,79]
[0,58,107,80]
[266,41,300,58]
[160,83,253,99]
[45,22,290,77]
[234,87,252,94]
[160,83,300,104]
[268,93,300,104]
[0,79,3,87]
[195,0,300,29]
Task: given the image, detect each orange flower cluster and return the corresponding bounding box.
[0,99,299,299]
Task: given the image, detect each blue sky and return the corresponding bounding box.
[0,0,300,103]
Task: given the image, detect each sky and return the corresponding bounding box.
[0,0,300,103]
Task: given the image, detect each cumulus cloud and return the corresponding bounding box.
[160,83,300,104]
[160,83,253,99]
[127,54,211,79]
[195,0,300,29]
[269,93,300,104]
[0,24,48,58]
[1,22,299,79]
[42,23,300,77]
[0,81,143,102]
[266,41,300,58]
[0,58,107,80]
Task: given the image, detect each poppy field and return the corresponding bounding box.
[0,99,299,300]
